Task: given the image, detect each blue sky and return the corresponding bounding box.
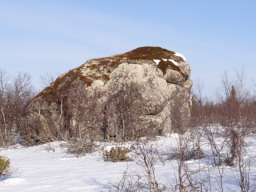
[0,0,255,96]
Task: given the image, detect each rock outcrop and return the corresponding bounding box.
[25,47,193,143]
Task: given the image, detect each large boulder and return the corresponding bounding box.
[24,47,193,143]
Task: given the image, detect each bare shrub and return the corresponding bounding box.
[170,147,205,161]
[110,138,166,192]
[169,129,205,162]
[204,125,227,166]
[231,132,256,192]
[168,133,209,192]
[133,139,165,191]
[234,154,256,192]
[66,138,96,157]
[110,167,147,192]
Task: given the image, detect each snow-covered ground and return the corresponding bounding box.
[1,128,256,192]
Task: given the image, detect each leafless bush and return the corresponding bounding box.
[111,135,208,192]
[191,82,227,191]
[203,125,227,192]
[168,133,209,192]
[110,138,166,192]
[169,148,205,162]
[66,138,96,157]
[234,154,256,192]
[133,139,166,191]
[110,167,148,192]
[169,130,205,161]
[230,133,256,192]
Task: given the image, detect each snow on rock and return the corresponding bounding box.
[174,52,186,61]
[168,59,179,66]
[153,59,161,65]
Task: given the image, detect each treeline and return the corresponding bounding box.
[191,71,256,129]
[1,69,256,148]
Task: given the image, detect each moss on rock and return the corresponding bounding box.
[30,46,187,105]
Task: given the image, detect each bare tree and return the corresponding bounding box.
[105,82,143,142]
[40,73,57,89]
[218,71,249,166]
[0,70,9,145]
[0,71,35,146]
[12,73,34,130]
[190,79,205,127]
[66,80,104,141]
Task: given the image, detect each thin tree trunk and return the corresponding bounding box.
[1,107,7,136]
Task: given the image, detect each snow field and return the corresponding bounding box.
[0,128,256,191]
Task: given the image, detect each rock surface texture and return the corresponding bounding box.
[25,47,193,143]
